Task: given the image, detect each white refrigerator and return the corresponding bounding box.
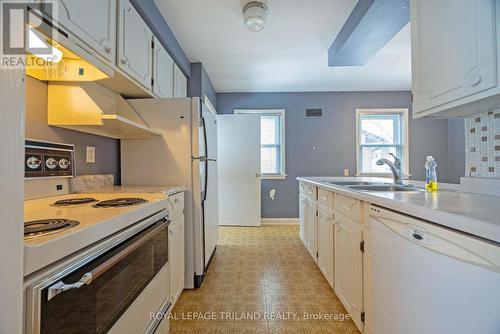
[121,97,218,289]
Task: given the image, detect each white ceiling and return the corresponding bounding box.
[154,0,411,92]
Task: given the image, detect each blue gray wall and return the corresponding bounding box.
[131,0,191,77]
[26,77,121,183]
[217,91,465,218]
[188,62,217,108]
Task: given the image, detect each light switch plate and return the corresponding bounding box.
[86,146,95,163]
[344,169,349,176]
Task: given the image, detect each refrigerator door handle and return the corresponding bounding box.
[201,117,209,203]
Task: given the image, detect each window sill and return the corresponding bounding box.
[261,174,287,180]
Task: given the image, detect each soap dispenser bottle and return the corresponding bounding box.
[425,155,438,192]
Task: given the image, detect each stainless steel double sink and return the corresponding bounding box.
[323,180,423,192]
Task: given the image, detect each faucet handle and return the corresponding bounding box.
[389,153,401,167]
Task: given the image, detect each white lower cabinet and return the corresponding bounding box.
[305,199,318,262]
[317,205,335,288]
[298,183,368,332]
[299,194,307,243]
[169,214,185,306]
[334,212,364,331]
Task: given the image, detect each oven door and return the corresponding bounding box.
[26,215,169,334]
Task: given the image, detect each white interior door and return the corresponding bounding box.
[218,114,261,226]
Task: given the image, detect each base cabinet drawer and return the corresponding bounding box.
[335,193,362,222]
[306,184,317,199]
[318,188,335,209]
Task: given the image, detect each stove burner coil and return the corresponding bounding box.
[93,198,148,208]
[24,219,80,239]
[53,198,97,206]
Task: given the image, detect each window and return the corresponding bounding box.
[356,109,409,176]
[234,109,286,179]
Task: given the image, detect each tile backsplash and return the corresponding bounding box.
[465,110,500,178]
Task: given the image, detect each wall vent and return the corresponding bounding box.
[305,108,323,118]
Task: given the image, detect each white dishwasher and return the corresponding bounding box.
[369,205,500,334]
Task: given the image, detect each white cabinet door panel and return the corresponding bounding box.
[153,37,174,98]
[173,63,187,98]
[169,214,185,305]
[299,195,307,244]
[334,213,363,331]
[412,0,497,114]
[305,199,317,262]
[45,0,116,62]
[118,0,153,89]
[317,205,335,287]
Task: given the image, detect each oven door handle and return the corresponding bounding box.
[46,219,168,301]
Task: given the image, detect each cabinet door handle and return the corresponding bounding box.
[340,202,356,212]
[467,75,482,87]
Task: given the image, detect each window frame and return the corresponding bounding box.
[355,108,410,177]
[234,109,286,180]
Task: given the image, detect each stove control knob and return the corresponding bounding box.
[46,157,58,169]
[26,156,41,169]
[59,158,70,169]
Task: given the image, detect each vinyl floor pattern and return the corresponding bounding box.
[169,225,360,334]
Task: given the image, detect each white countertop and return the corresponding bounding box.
[24,190,175,276]
[297,177,500,244]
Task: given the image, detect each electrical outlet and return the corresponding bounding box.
[86,146,96,163]
[344,169,349,176]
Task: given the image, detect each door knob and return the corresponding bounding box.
[256,173,262,177]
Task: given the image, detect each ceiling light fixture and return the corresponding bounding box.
[242,1,269,32]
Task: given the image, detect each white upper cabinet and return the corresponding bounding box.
[152,37,174,98]
[173,63,188,98]
[44,0,117,63]
[117,0,153,89]
[412,0,500,118]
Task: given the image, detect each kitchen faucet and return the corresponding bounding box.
[376,153,403,185]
